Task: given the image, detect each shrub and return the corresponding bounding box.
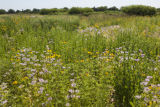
[16,10,21,13]
[40,9,50,15]
[23,9,32,14]
[68,7,82,14]
[93,6,108,12]
[40,8,58,15]
[8,9,15,14]
[121,5,156,16]
[69,7,93,14]
[32,8,40,13]
[108,6,119,11]
[0,9,6,14]
[82,8,94,13]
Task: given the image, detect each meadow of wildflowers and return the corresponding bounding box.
[0,14,160,106]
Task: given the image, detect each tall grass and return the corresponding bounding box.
[0,14,160,106]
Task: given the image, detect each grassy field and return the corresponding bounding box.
[0,14,160,106]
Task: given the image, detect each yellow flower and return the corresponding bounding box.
[106,51,109,54]
[149,101,152,106]
[16,54,20,57]
[110,53,114,57]
[106,59,110,62]
[17,50,20,52]
[16,59,20,62]
[141,73,145,77]
[13,81,18,85]
[56,54,61,58]
[22,76,29,81]
[95,24,99,28]
[47,50,52,53]
[149,86,152,89]
[96,52,99,54]
[156,87,160,90]
[80,60,84,62]
[51,54,56,58]
[22,49,25,52]
[60,71,64,74]
[62,41,67,44]
[105,72,109,76]
[110,57,114,60]
[47,64,51,66]
[85,73,89,77]
[11,48,15,51]
[88,51,92,55]
[93,56,96,58]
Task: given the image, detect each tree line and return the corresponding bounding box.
[0,5,159,16]
[0,6,119,15]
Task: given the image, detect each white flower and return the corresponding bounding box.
[66,103,70,106]
[71,95,76,98]
[157,84,160,87]
[1,100,7,105]
[71,83,76,87]
[147,76,153,79]
[75,90,79,93]
[145,79,150,82]
[144,87,151,93]
[135,95,141,99]
[48,97,52,101]
[140,82,148,86]
[69,89,74,93]
[70,79,75,82]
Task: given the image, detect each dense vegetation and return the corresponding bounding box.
[121,5,157,16]
[68,7,94,15]
[0,5,160,16]
[0,13,160,106]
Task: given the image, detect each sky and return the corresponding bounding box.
[0,0,160,10]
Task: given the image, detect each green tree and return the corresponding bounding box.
[0,9,6,14]
[121,5,156,16]
[8,9,15,14]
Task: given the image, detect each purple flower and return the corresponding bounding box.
[66,103,70,107]
[69,89,74,93]
[39,72,44,75]
[48,97,52,101]
[1,100,7,105]
[146,76,153,79]
[71,83,76,87]
[140,82,148,86]
[157,84,160,87]
[144,87,151,93]
[145,79,150,82]
[141,54,145,58]
[71,73,74,76]
[66,95,70,99]
[139,49,143,53]
[40,87,44,91]
[71,95,76,98]
[135,59,139,62]
[39,78,45,83]
[31,80,36,85]
[76,96,80,99]
[70,79,75,82]
[38,87,44,94]
[75,90,79,93]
